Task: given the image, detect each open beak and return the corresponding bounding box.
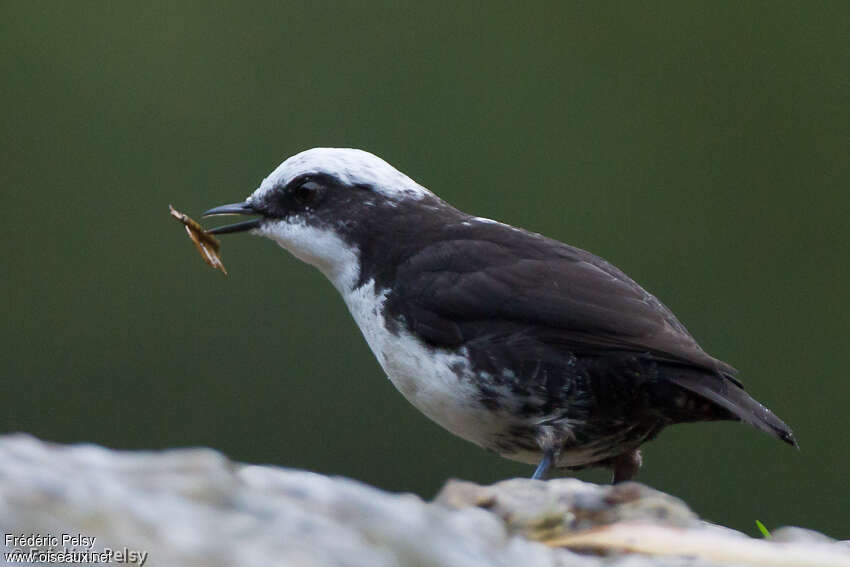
[202,202,262,234]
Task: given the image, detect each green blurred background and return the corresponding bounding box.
[2,2,847,537]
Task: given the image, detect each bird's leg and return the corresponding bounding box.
[532,425,562,480]
[531,450,555,480]
[609,449,642,483]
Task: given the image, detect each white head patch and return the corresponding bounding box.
[248,148,432,205]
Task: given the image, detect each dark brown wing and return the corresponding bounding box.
[389,231,732,375]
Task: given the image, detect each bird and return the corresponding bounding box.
[202,147,796,482]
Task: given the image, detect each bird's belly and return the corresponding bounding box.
[377,339,501,445]
[341,280,659,466]
[342,282,503,448]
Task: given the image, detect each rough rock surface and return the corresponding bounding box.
[0,434,846,567]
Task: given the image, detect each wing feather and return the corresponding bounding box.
[381,221,793,446]
[390,233,733,376]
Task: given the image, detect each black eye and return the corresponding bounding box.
[293,179,322,205]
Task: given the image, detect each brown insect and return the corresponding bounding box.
[169,205,227,275]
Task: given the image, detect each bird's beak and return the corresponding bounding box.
[202,202,262,234]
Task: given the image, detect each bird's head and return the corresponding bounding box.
[204,148,440,290]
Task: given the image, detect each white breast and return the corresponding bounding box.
[340,280,506,449]
[256,218,512,453]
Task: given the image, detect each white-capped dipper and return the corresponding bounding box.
[203,148,796,482]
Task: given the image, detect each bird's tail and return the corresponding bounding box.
[667,368,797,447]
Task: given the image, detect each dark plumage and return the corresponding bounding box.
[363,197,794,480]
[205,148,796,482]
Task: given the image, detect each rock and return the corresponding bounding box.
[771,526,840,544]
[435,478,702,540]
[0,434,846,567]
[436,479,850,567]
